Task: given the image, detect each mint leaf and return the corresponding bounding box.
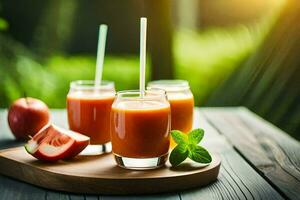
[188,145,212,164]
[171,130,187,145]
[169,128,212,167]
[169,144,188,166]
[188,128,204,144]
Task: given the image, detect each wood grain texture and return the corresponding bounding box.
[100,194,179,200]
[203,107,300,200]
[0,175,46,200]
[46,191,70,200]
[181,109,284,200]
[0,109,181,200]
[0,146,220,195]
[0,108,288,199]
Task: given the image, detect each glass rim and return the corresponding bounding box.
[70,80,115,90]
[116,89,167,100]
[147,79,190,91]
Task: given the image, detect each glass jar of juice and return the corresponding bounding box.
[67,80,115,154]
[110,89,171,169]
[147,80,194,148]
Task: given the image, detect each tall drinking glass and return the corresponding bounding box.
[67,80,115,154]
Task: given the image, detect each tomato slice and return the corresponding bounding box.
[25,124,90,161]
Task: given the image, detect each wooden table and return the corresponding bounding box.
[0,108,299,200]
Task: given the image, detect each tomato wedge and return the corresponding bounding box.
[25,124,90,161]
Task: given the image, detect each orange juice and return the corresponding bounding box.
[111,101,170,158]
[66,80,115,148]
[168,95,194,147]
[67,96,114,144]
[147,80,194,148]
[110,90,171,169]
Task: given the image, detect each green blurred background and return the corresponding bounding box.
[0,0,299,139]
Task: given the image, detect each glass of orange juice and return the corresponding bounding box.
[67,80,115,154]
[148,80,194,148]
[110,89,171,169]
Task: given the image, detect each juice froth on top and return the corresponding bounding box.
[67,91,115,99]
[113,100,169,111]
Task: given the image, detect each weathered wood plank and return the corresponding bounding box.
[0,110,179,200]
[181,108,284,200]
[182,150,278,200]
[0,110,14,140]
[85,195,99,200]
[101,194,179,200]
[0,111,48,200]
[69,194,85,200]
[0,110,86,200]
[0,109,285,199]
[0,175,46,200]
[203,107,300,200]
[46,191,70,200]
[239,108,300,169]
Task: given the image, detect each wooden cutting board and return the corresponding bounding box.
[0,147,221,195]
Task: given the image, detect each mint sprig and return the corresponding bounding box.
[169,128,212,167]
